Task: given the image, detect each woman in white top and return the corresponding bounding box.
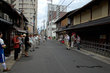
[64,34,70,50]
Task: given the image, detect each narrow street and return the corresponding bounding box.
[9,40,110,73]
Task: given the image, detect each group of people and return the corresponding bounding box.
[0,31,41,72]
[13,33,42,60]
[59,33,80,50]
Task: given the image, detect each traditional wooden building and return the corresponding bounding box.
[55,0,110,57]
[55,10,76,39]
[0,0,28,56]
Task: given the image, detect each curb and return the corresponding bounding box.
[56,40,110,64]
[72,48,110,65]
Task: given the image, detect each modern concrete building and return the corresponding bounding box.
[47,19,56,38]
[47,4,67,21]
[13,0,38,34]
[47,4,67,38]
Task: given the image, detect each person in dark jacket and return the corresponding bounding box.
[25,33,30,57]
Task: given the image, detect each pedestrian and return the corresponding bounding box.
[71,33,76,48]
[64,34,70,50]
[43,36,46,43]
[0,32,10,72]
[76,35,81,50]
[38,35,41,45]
[22,34,26,55]
[35,35,38,47]
[45,36,47,41]
[25,33,30,57]
[32,35,36,51]
[19,34,23,53]
[13,33,20,61]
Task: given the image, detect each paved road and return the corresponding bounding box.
[9,40,110,73]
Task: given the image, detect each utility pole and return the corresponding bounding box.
[22,0,23,12]
[31,0,36,35]
[56,5,60,20]
[50,0,53,38]
[21,0,24,31]
[33,15,35,35]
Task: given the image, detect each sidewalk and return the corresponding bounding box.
[71,47,110,64]
[0,51,22,72]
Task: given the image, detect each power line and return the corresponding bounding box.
[62,0,75,11]
[52,0,75,20]
[55,0,66,19]
[59,0,66,5]
[49,0,66,21]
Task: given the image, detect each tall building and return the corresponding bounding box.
[47,4,67,38]
[13,0,38,34]
[47,4,67,22]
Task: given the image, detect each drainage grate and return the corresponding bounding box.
[76,65,103,68]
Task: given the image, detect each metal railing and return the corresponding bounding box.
[80,40,110,57]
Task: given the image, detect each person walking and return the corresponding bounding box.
[43,36,46,43]
[64,34,70,50]
[0,32,10,72]
[76,35,81,50]
[25,33,30,57]
[38,35,41,45]
[71,33,76,48]
[35,35,38,45]
[32,35,36,51]
[22,34,26,55]
[19,34,23,53]
[13,33,20,61]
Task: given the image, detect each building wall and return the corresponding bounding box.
[14,0,38,34]
[47,4,67,22]
[61,18,68,27]
[47,20,56,37]
[73,0,109,25]
[81,9,91,23]
[92,0,108,20]
[74,14,80,25]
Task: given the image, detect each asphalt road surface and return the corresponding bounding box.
[9,40,110,73]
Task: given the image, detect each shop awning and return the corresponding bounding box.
[13,26,27,33]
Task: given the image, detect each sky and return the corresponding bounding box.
[37,0,92,31]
